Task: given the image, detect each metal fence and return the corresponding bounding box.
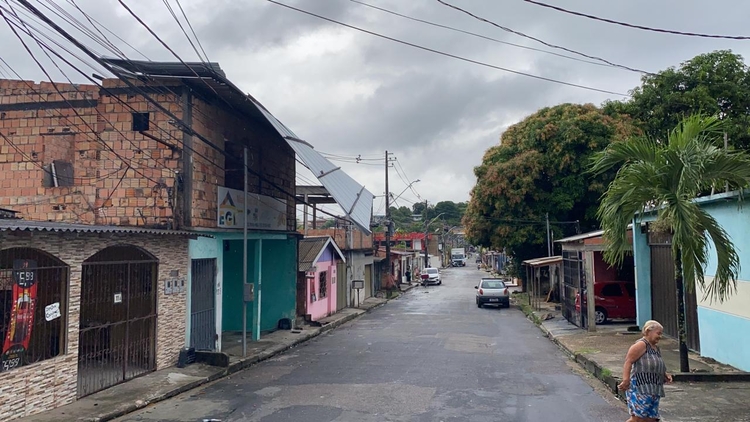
[562,250,585,328]
[77,246,157,398]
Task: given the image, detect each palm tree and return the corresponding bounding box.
[590,115,750,372]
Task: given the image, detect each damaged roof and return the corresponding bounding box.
[298,236,345,272]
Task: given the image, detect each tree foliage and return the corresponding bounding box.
[464,103,640,272]
[606,50,750,150]
[591,115,750,302]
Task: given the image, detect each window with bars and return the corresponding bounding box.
[0,248,68,372]
[319,271,327,299]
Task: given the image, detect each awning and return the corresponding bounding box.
[522,256,562,267]
[286,137,374,235]
[0,220,211,237]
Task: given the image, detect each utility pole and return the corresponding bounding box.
[384,150,392,287]
[546,213,552,257]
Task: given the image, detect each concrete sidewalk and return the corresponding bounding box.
[17,287,417,422]
[516,297,750,422]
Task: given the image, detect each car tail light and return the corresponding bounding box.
[504,288,508,295]
[478,288,484,295]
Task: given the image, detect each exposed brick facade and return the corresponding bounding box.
[0,78,296,231]
[0,230,189,420]
[304,227,373,251]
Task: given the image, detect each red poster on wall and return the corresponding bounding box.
[1,259,37,372]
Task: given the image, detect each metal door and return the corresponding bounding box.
[562,250,585,328]
[364,264,372,299]
[649,232,700,351]
[78,246,157,398]
[336,261,347,311]
[190,259,216,351]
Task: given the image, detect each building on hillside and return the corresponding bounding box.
[297,236,345,321]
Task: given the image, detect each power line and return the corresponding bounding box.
[266,0,628,96]
[435,0,651,75]
[348,0,622,71]
[174,0,209,62]
[522,0,750,41]
[162,0,207,63]
[12,0,361,230]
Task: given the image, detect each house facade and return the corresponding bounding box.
[305,227,374,307]
[632,191,750,371]
[297,237,345,321]
[0,60,302,417]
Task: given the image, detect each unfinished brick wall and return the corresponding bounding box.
[0,231,189,420]
[190,95,296,230]
[0,78,296,232]
[305,228,373,250]
[0,79,181,227]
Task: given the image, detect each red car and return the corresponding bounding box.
[575,281,636,324]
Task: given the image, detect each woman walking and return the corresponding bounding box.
[618,320,673,421]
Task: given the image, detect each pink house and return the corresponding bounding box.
[297,236,346,322]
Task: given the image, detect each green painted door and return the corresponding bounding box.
[337,261,347,310]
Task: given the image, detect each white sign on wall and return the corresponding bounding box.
[217,187,288,231]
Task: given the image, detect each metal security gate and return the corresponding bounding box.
[562,250,586,328]
[649,231,700,351]
[77,246,157,398]
[190,259,216,351]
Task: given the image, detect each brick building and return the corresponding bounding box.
[0,60,302,418]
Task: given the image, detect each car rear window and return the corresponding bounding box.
[481,280,506,289]
[426,269,438,274]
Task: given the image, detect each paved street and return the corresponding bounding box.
[117,265,624,422]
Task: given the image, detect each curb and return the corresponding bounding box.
[91,297,396,422]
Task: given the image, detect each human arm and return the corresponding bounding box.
[618,341,647,391]
[665,372,673,383]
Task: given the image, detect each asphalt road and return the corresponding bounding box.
[117,265,625,422]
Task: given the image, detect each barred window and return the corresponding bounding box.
[319,271,327,299]
[0,248,68,372]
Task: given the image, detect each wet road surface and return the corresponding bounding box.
[117,265,624,421]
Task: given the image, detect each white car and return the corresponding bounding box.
[475,278,509,308]
[421,267,442,285]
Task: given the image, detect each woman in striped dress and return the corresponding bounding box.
[618,320,673,421]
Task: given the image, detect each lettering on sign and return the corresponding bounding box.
[44,302,61,321]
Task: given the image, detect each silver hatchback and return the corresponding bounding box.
[475,278,509,308]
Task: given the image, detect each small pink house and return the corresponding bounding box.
[297,236,346,322]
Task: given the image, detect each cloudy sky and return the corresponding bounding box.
[4,0,750,218]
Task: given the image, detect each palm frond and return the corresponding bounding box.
[695,211,739,303]
[589,136,657,176]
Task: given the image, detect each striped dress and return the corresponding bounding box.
[631,338,666,397]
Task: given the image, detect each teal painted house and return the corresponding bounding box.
[632,190,750,371]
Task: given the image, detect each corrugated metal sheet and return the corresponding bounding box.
[0,220,210,237]
[522,256,562,267]
[102,59,373,235]
[288,138,374,235]
[299,237,329,272]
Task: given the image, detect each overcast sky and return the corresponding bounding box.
[4,0,750,218]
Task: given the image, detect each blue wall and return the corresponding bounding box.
[697,306,750,371]
[632,221,653,327]
[697,199,750,279]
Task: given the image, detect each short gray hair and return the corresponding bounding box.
[642,320,663,336]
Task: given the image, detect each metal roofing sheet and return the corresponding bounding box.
[288,138,374,236]
[0,220,209,237]
[522,256,562,266]
[102,59,373,235]
[298,236,345,272]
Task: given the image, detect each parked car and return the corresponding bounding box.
[475,278,509,308]
[575,281,636,324]
[422,267,441,285]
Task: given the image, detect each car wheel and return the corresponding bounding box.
[595,307,608,324]
[438,281,442,285]
[477,302,483,308]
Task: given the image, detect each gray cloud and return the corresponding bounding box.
[3,0,750,211]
